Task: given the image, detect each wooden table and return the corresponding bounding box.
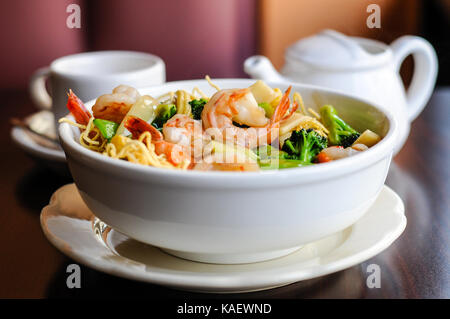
[0,88,448,299]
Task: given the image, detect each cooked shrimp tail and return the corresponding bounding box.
[270,86,292,124]
[264,86,294,144]
[67,89,92,125]
[286,100,299,119]
[124,116,163,141]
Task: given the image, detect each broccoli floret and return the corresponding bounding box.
[339,134,361,148]
[319,105,360,147]
[281,129,327,163]
[189,98,208,120]
[151,104,176,130]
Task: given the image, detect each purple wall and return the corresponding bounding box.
[88,0,256,80]
[0,0,256,89]
[0,0,85,89]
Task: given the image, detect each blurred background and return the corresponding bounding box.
[1,0,448,90]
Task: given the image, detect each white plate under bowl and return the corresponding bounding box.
[41,184,406,293]
[11,125,65,162]
[11,111,67,175]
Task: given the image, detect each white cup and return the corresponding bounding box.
[29,51,166,126]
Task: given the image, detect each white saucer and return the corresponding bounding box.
[41,184,406,293]
[11,125,65,162]
[11,111,67,175]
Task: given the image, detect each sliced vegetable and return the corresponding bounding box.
[353,129,381,147]
[152,104,177,130]
[258,102,274,118]
[207,140,258,163]
[93,119,119,140]
[249,80,278,104]
[255,145,288,159]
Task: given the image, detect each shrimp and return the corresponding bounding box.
[317,144,368,163]
[201,86,295,148]
[92,85,141,123]
[163,114,209,161]
[124,116,190,166]
[163,114,202,146]
[66,90,92,125]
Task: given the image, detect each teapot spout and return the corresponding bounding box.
[244,56,286,82]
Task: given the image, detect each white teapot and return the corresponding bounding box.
[244,29,438,153]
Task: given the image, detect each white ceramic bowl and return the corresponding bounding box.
[59,79,398,264]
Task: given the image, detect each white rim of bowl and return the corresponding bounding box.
[59,79,398,187]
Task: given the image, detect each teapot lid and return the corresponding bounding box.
[285,29,391,70]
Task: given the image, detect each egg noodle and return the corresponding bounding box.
[59,117,107,152]
[104,132,189,169]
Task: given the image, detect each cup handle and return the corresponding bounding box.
[29,67,52,110]
[390,36,438,121]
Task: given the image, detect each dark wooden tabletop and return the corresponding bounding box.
[0,88,448,299]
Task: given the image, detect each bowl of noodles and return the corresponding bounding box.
[58,78,398,264]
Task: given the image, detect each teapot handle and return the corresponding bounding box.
[390,36,438,121]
